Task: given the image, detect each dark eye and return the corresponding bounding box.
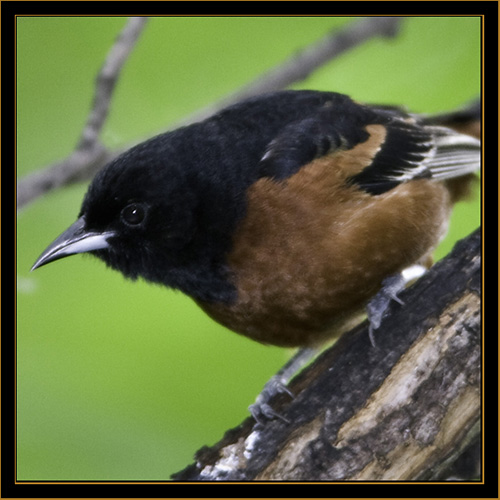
[121,203,147,226]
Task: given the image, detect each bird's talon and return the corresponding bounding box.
[367,273,407,345]
[249,403,290,425]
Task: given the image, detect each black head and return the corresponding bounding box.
[32,90,361,302]
[31,132,238,303]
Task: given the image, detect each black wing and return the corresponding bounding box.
[257,101,480,195]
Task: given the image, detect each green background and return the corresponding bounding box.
[17,16,481,480]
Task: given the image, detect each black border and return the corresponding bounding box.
[5,1,498,498]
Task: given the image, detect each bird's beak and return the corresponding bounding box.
[31,216,115,271]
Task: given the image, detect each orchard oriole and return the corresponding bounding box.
[32,90,480,421]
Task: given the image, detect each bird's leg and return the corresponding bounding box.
[249,264,427,423]
[249,347,317,425]
[367,264,427,347]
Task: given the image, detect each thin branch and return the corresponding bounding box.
[77,16,149,151]
[16,16,404,211]
[16,17,149,210]
[175,16,403,128]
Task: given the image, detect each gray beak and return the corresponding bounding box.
[31,216,115,271]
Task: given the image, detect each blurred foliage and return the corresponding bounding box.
[16,16,480,480]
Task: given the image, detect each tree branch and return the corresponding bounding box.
[77,16,149,151]
[172,229,481,481]
[174,16,403,128]
[16,16,404,211]
[16,16,149,209]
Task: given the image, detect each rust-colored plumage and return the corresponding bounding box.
[32,91,480,350]
[199,124,464,346]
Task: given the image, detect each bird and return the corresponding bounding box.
[32,90,480,421]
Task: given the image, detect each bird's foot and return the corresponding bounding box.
[249,376,294,425]
[249,347,317,425]
[367,264,426,346]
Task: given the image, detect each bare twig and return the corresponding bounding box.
[16,16,404,211]
[17,16,149,209]
[77,16,149,151]
[175,16,403,127]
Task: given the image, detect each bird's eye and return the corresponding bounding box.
[121,203,147,226]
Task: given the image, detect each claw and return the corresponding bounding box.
[249,376,294,425]
[249,402,290,425]
[248,347,317,425]
[367,265,426,346]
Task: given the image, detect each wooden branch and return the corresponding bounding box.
[174,17,403,128]
[16,17,149,210]
[172,229,481,481]
[16,16,404,212]
[77,17,150,151]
